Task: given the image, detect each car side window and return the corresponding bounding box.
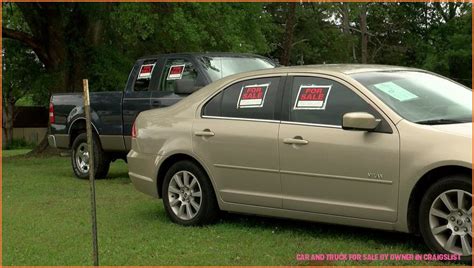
[133,59,156,91]
[203,77,281,120]
[160,58,199,92]
[288,76,380,126]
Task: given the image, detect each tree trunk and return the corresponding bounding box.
[2,100,14,149]
[26,134,49,156]
[340,3,354,62]
[280,2,297,66]
[359,4,368,64]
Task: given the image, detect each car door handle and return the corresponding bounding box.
[151,100,162,107]
[194,129,215,137]
[283,137,309,145]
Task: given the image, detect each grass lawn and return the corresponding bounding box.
[2,148,32,158]
[2,150,457,266]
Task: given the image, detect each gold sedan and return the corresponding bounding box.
[128,65,472,261]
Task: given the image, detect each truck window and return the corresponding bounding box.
[134,59,157,91]
[159,58,199,92]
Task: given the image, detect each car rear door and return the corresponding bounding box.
[278,74,400,222]
[193,75,286,208]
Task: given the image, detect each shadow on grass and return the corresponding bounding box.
[221,212,427,252]
[138,203,428,255]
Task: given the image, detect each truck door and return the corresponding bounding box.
[122,59,156,150]
[150,56,207,108]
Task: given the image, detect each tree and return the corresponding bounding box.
[2,40,45,148]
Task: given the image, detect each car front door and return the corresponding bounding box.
[193,75,285,208]
[278,75,400,222]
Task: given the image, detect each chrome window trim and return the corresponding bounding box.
[280,120,342,129]
[201,115,342,129]
[201,115,279,124]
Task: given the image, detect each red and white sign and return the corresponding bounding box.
[294,85,332,110]
[237,83,270,108]
[167,64,186,80]
[138,64,155,79]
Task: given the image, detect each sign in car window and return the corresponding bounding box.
[138,64,155,79]
[374,82,418,102]
[294,85,332,110]
[167,64,186,80]
[237,83,270,108]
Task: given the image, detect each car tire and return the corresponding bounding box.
[419,174,472,263]
[162,160,218,226]
[71,133,110,179]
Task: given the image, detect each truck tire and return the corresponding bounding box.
[71,133,110,179]
[162,160,219,226]
[419,174,472,263]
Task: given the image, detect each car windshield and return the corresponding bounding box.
[199,56,276,81]
[351,71,472,125]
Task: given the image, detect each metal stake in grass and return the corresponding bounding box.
[83,79,99,266]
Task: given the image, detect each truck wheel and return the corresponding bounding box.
[419,174,472,263]
[162,160,218,226]
[71,133,110,179]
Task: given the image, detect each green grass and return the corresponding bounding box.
[2,150,458,266]
[2,148,32,157]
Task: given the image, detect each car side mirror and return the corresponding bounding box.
[342,112,381,131]
[174,78,198,94]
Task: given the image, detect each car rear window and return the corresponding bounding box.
[203,77,281,120]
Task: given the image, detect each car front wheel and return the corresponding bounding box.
[419,175,472,263]
[162,160,218,225]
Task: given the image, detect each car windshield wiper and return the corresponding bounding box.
[415,119,468,125]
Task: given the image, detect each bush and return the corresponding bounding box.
[4,138,35,150]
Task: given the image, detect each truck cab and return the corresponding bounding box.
[48,53,276,179]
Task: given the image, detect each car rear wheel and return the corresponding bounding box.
[162,160,218,225]
[71,133,110,179]
[419,175,472,263]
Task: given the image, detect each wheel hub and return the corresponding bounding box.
[447,210,471,236]
[75,142,90,173]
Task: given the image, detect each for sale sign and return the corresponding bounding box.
[138,64,155,79]
[167,64,186,80]
[237,83,270,108]
[294,85,332,110]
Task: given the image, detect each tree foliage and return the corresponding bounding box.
[2,2,472,103]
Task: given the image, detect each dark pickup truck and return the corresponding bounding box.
[48,52,276,179]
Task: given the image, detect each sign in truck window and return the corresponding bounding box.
[167,64,186,80]
[294,85,332,110]
[138,64,155,80]
[237,83,270,108]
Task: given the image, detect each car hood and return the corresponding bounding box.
[430,122,472,138]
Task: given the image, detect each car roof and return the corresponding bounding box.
[297,64,421,74]
[210,64,423,81]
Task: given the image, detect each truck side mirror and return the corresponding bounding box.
[342,112,381,131]
[174,78,198,94]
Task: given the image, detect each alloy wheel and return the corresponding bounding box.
[167,171,202,221]
[429,189,472,256]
